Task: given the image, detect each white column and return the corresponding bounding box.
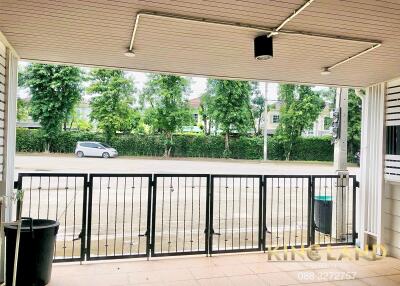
[263,82,269,161]
[0,40,18,284]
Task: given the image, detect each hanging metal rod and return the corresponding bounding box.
[126,10,382,72]
[325,43,382,71]
[267,0,315,37]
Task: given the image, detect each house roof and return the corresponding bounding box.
[189,97,201,109]
[1,0,400,87]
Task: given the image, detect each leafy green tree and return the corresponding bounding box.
[87,69,139,140]
[206,79,253,155]
[347,88,362,160]
[199,90,215,135]
[276,84,324,160]
[250,82,265,135]
[22,63,82,151]
[17,98,30,121]
[141,74,193,156]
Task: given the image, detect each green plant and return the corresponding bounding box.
[16,128,340,162]
[21,63,83,151]
[87,69,139,141]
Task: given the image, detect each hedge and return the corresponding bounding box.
[16,128,336,161]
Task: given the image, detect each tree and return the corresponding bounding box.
[141,74,193,156]
[276,84,324,160]
[22,63,82,151]
[250,82,265,135]
[199,90,215,135]
[347,88,362,160]
[206,79,253,155]
[87,69,139,140]
[17,98,30,121]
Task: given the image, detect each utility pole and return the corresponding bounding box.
[333,87,349,241]
[263,82,269,161]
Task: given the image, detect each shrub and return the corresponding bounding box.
[16,128,337,161]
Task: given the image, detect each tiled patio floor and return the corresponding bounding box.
[48,248,400,286]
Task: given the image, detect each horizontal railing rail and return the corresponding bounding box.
[13,172,359,262]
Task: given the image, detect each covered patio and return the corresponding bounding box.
[1,0,400,285]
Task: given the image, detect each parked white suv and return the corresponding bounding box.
[75,141,118,158]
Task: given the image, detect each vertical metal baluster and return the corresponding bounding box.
[97,178,102,256]
[335,177,338,244]
[183,177,187,252]
[283,178,286,247]
[122,177,127,255]
[97,177,102,257]
[190,177,194,251]
[161,177,165,253]
[270,178,274,247]
[72,177,77,258]
[238,177,242,249]
[218,178,221,251]
[167,177,173,253]
[231,177,235,250]
[295,178,298,246]
[318,178,321,245]
[301,178,304,246]
[289,178,292,247]
[197,177,201,251]
[330,178,333,244]
[29,176,33,218]
[105,177,111,257]
[114,178,119,256]
[176,177,180,252]
[251,177,255,247]
[224,177,228,251]
[138,177,143,254]
[54,176,60,258]
[129,177,135,255]
[276,178,279,247]
[37,176,42,218]
[245,177,248,249]
[47,177,51,220]
[63,177,69,259]
[323,177,327,245]
[346,177,350,243]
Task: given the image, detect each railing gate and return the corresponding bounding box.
[86,174,152,260]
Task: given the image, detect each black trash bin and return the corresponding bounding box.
[314,195,333,235]
[4,218,59,286]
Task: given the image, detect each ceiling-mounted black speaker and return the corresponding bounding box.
[254,35,273,60]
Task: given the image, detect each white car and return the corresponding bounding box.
[75,141,118,158]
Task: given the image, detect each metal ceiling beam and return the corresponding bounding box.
[267,0,315,38]
[127,9,382,74]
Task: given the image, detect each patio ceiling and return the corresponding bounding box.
[0,0,400,87]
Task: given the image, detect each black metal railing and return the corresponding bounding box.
[14,172,359,262]
[15,173,88,262]
[264,175,311,250]
[87,174,152,260]
[210,175,262,254]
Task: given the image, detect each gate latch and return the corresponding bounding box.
[139,231,148,237]
[73,231,83,241]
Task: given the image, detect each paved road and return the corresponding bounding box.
[15,154,360,176]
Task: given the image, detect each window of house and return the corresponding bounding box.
[272,114,279,123]
[324,117,333,130]
[193,113,199,125]
[387,126,400,155]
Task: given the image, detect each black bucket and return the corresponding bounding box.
[4,218,59,286]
